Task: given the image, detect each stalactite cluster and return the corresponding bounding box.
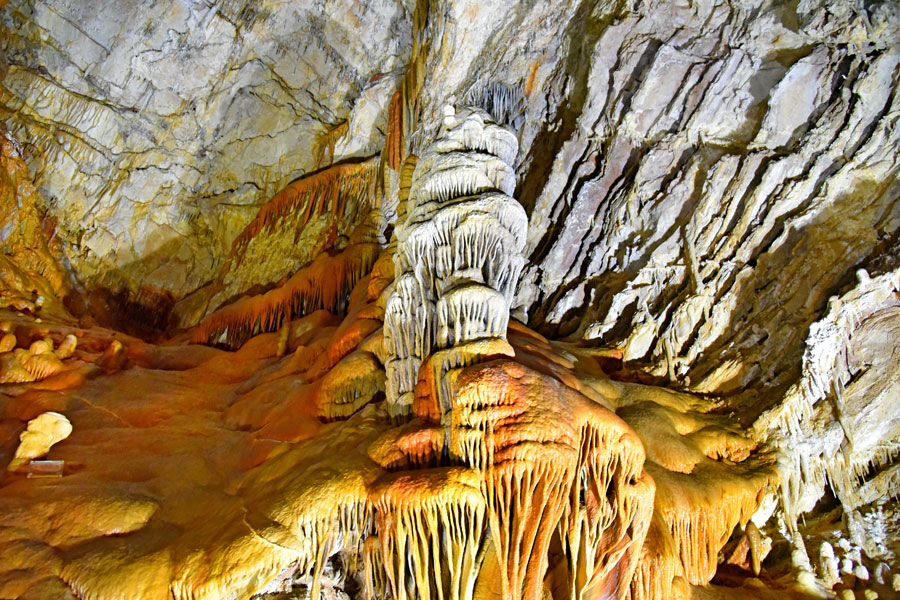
[220,158,381,300]
[188,238,380,348]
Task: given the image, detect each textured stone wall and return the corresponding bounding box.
[2,0,898,416]
[502,0,900,414]
[0,0,411,303]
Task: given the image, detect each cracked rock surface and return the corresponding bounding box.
[1,0,410,307]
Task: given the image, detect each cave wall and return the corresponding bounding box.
[5,0,898,408]
[0,0,411,303]
[401,0,900,414]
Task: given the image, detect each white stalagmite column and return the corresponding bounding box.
[383,106,526,419]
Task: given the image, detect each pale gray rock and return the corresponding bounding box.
[385,106,524,418]
[1,0,411,302]
[500,0,900,423]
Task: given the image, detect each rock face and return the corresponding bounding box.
[0,0,410,312]
[507,0,900,414]
[755,267,900,571]
[0,126,71,320]
[0,0,899,599]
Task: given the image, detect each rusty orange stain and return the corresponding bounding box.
[524,62,539,97]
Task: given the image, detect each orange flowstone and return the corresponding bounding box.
[189,242,380,348]
[0,290,776,600]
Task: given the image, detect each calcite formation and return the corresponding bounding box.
[384,105,524,418]
[6,411,71,471]
[0,0,898,600]
[754,267,900,577]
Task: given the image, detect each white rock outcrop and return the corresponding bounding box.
[7,411,72,471]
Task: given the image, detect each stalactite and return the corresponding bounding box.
[408,152,515,206]
[364,536,389,600]
[445,360,654,600]
[464,82,526,130]
[0,129,73,320]
[629,513,683,600]
[383,105,525,418]
[399,157,417,204]
[230,159,379,262]
[503,337,778,600]
[558,420,654,600]
[615,398,776,592]
[189,242,380,348]
[165,500,375,600]
[317,120,350,168]
[384,273,434,419]
[435,285,509,348]
[753,267,900,564]
[430,109,519,167]
[372,102,656,600]
[385,90,404,171]
[295,501,374,600]
[5,0,878,590]
[370,468,486,600]
[653,466,768,585]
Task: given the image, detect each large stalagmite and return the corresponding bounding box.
[0,0,898,599]
[384,105,525,418]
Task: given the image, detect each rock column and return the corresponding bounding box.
[384,106,526,419]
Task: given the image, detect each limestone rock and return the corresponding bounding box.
[0,0,898,598]
[0,127,71,321]
[384,105,526,418]
[0,0,411,309]
[754,267,900,565]
[507,0,900,421]
[7,411,72,471]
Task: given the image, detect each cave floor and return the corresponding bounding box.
[0,308,388,599]
[0,308,810,600]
